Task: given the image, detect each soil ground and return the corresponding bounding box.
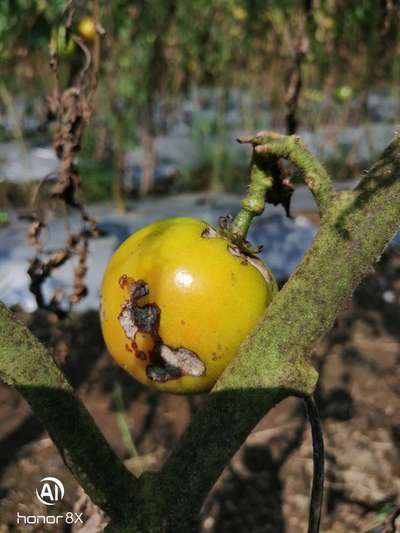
[0,246,399,533]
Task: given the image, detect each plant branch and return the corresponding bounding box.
[0,302,140,524]
[246,131,336,216]
[226,150,275,250]
[158,134,400,531]
[230,154,273,239]
[228,130,335,250]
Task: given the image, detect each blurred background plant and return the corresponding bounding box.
[0,0,399,208]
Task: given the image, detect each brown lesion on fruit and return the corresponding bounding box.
[226,243,274,285]
[201,226,218,239]
[117,275,206,382]
[212,351,222,361]
[137,350,147,361]
[201,225,275,287]
[146,344,205,383]
[227,244,249,265]
[247,255,275,285]
[118,277,160,341]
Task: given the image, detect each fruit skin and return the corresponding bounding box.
[78,17,96,41]
[100,217,277,394]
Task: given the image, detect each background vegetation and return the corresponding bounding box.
[1,0,400,206]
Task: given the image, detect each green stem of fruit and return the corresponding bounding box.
[230,154,274,241]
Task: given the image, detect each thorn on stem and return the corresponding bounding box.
[254,145,270,154]
[237,136,254,144]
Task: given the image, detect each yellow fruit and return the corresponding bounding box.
[78,16,96,41]
[334,85,353,102]
[100,217,277,394]
[232,6,247,21]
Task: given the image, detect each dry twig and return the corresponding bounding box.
[27,0,102,313]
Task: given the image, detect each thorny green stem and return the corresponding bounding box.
[230,153,274,241]
[230,131,335,247]
[250,131,335,217]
